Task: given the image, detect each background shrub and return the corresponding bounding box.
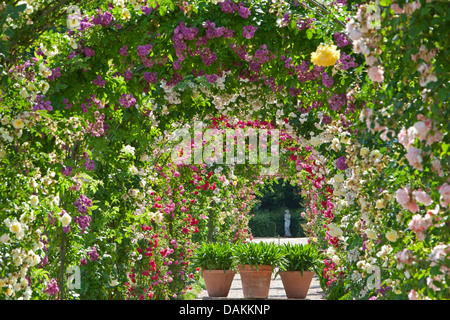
[249,207,307,237]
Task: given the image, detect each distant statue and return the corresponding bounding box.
[284,210,291,237]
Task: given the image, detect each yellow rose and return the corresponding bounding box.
[311,43,340,67]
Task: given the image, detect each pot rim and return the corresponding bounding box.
[238,264,273,271]
[202,269,237,273]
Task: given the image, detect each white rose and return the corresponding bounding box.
[366,229,377,240]
[61,212,72,227]
[332,255,341,265]
[360,147,370,157]
[20,278,29,287]
[129,165,138,175]
[365,55,377,66]
[39,64,51,77]
[17,229,25,240]
[340,132,351,144]
[370,149,382,159]
[67,17,80,29]
[10,221,22,234]
[326,246,336,257]
[331,138,341,151]
[310,136,322,147]
[110,279,119,287]
[386,230,398,242]
[20,87,29,99]
[359,198,368,210]
[140,153,149,161]
[14,256,23,266]
[334,173,345,183]
[328,223,343,238]
[4,218,12,228]
[30,195,39,206]
[122,145,135,155]
[0,233,10,243]
[375,199,386,209]
[40,81,50,94]
[27,82,36,92]
[129,189,137,197]
[12,118,25,130]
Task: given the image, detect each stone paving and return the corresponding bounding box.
[196,237,326,300]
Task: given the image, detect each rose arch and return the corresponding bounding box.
[0,0,448,301]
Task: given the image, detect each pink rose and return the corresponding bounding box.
[431,159,444,177]
[398,126,418,150]
[397,127,408,149]
[413,121,429,141]
[412,190,433,206]
[368,66,384,83]
[391,4,404,14]
[408,213,432,241]
[405,147,423,171]
[396,186,419,213]
[395,249,414,268]
[426,129,443,146]
[438,183,450,207]
[405,201,420,213]
[395,187,410,205]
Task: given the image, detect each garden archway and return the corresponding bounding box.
[0,0,448,301]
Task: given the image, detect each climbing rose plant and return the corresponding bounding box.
[0,0,448,301]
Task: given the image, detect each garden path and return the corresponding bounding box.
[196,237,325,300]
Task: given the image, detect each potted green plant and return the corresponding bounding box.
[233,241,285,299]
[277,243,321,299]
[191,242,236,297]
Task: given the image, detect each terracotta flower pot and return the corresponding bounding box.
[202,269,236,297]
[238,264,273,299]
[279,271,314,299]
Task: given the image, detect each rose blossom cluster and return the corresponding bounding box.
[74,194,93,214]
[395,185,434,213]
[397,115,444,172]
[219,1,251,18]
[345,4,384,83]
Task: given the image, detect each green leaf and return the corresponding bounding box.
[441,143,450,157]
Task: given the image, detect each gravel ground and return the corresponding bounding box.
[196,237,326,300]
